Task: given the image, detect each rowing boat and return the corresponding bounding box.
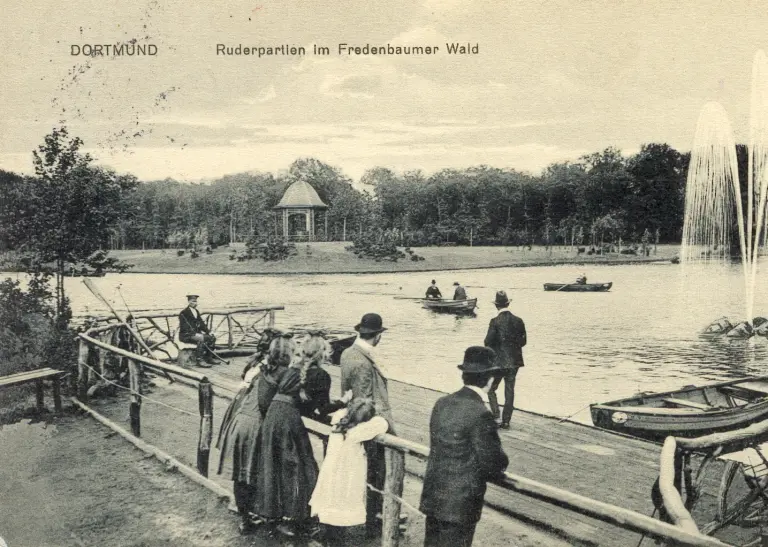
[543,282,612,292]
[590,376,768,441]
[421,298,477,314]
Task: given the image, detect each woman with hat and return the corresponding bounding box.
[420,346,509,547]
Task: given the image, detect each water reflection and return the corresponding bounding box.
[15,260,768,425]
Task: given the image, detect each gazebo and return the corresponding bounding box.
[273,180,328,241]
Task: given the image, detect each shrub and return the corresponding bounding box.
[345,233,419,262]
[245,235,297,261]
[190,250,199,259]
[176,249,185,256]
[0,274,78,411]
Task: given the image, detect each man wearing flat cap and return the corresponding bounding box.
[484,290,527,429]
[340,312,394,535]
[420,346,509,547]
[178,294,217,367]
[452,281,467,301]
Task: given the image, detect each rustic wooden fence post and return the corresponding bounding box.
[382,446,406,547]
[77,338,90,402]
[127,357,142,437]
[226,314,233,350]
[268,309,276,328]
[197,379,214,477]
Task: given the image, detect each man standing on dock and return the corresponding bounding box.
[420,346,509,547]
[484,290,526,429]
[178,294,217,367]
[339,312,394,537]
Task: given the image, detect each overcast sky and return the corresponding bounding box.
[2,0,768,183]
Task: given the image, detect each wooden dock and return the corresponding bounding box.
[199,362,723,547]
[78,345,732,546]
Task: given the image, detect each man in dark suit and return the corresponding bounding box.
[452,281,467,300]
[484,290,526,429]
[178,294,217,367]
[420,346,509,547]
[425,280,442,299]
[340,312,394,536]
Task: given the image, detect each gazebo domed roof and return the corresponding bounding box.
[274,180,328,209]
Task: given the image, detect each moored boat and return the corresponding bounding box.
[421,298,477,314]
[543,282,612,292]
[590,376,768,441]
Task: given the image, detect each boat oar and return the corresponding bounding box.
[82,279,174,381]
[554,284,572,292]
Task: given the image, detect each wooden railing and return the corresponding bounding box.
[75,331,728,547]
[658,421,768,544]
[77,330,214,477]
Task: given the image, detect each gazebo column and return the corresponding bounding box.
[324,211,328,242]
[283,210,289,241]
[309,209,316,241]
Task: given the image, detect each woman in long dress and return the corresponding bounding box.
[215,335,296,534]
[253,363,319,537]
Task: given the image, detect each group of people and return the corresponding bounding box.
[182,287,528,546]
[425,280,468,300]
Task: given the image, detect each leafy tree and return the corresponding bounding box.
[3,127,137,319]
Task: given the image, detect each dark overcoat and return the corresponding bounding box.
[178,306,209,343]
[419,387,509,524]
[483,310,526,369]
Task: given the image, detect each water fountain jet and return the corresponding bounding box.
[682,50,768,330]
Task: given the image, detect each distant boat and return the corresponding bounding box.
[543,282,612,292]
[590,376,768,441]
[421,298,477,314]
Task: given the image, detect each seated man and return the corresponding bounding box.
[575,274,587,285]
[453,282,467,300]
[426,280,442,299]
[178,294,217,367]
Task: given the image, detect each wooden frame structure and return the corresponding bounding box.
[74,328,727,547]
[658,420,768,544]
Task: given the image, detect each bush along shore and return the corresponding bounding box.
[49,242,683,276]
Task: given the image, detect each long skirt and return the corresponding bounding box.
[217,410,263,483]
[253,400,319,521]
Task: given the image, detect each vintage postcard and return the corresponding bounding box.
[2,1,768,546]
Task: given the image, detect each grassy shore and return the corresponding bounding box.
[107,242,680,275]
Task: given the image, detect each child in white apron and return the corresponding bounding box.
[310,398,389,537]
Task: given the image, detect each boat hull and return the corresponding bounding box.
[544,282,612,292]
[421,298,477,314]
[590,377,768,441]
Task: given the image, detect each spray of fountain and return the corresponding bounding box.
[681,50,768,325]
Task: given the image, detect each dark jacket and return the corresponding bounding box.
[178,306,209,343]
[453,285,467,300]
[420,387,509,524]
[484,310,526,369]
[426,285,442,299]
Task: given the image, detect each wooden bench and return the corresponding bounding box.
[661,397,712,411]
[0,368,65,413]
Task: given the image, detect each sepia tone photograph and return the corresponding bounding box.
[3,1,768,546]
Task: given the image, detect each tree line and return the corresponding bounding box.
[1,131,694,260]
[55,143,690,251]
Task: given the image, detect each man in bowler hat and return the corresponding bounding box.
[420,346,509,547]
[178,294,217,367]
[484,290,526,429]
[340,312,395,535]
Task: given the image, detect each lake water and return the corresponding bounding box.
[11,261,768,425]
